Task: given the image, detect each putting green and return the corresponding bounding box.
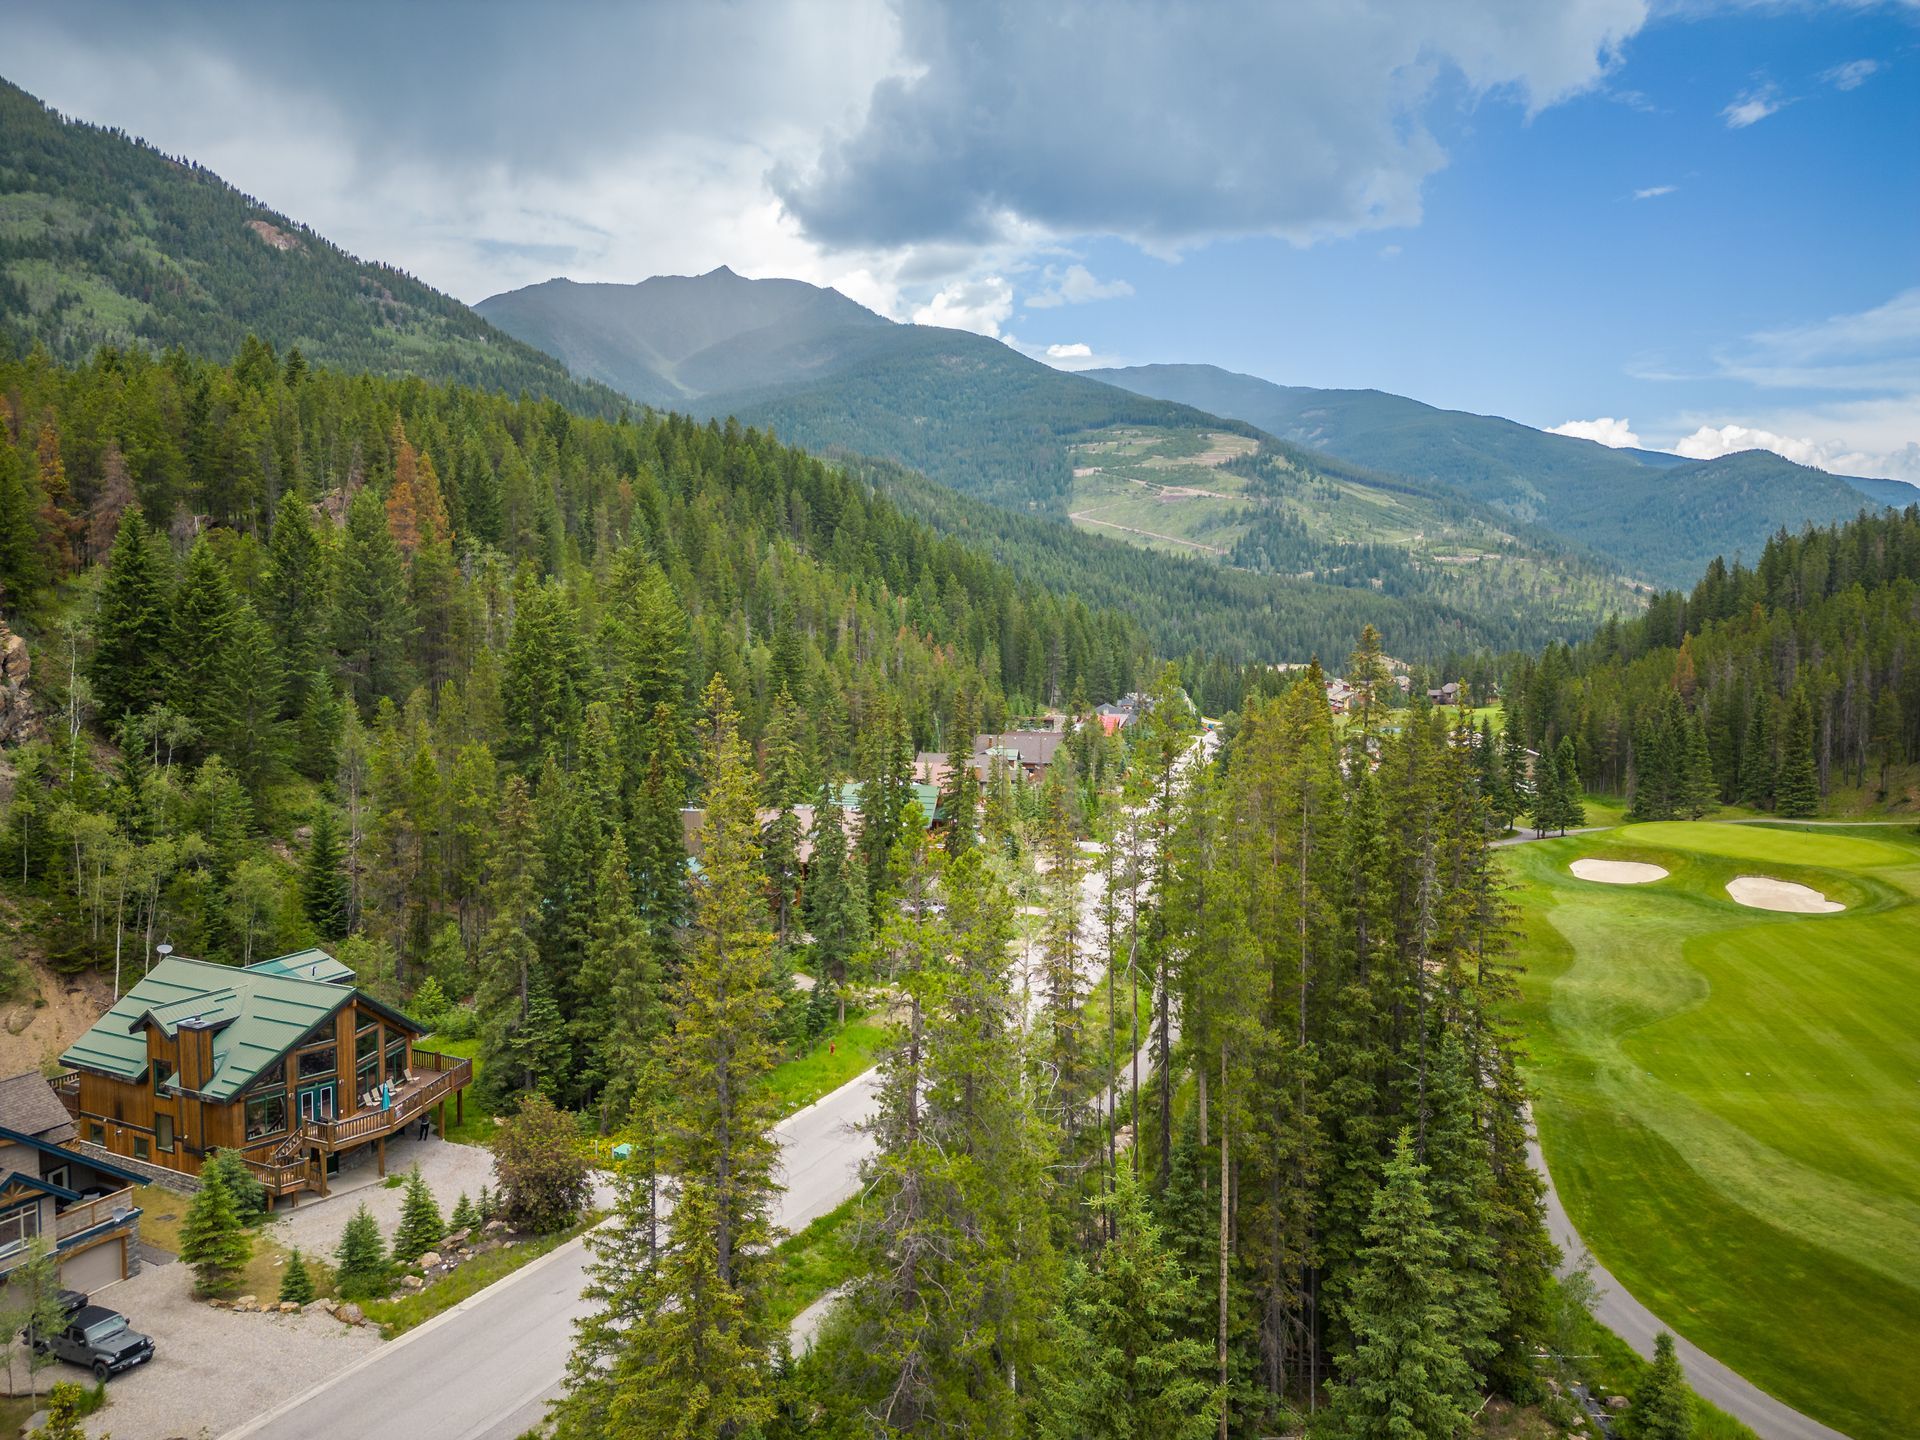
[1507,821,1920,1440]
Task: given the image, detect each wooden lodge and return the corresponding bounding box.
[53,949,470,1206]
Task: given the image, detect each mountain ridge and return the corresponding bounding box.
[1087,361,1908,585]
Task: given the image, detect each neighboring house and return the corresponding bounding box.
[1324,677,1356,715]
[912,751,952,788]
[1428,681,1462,706]
[970,730,1067,780]
[54,951,470,1207]
[0,1071,148,1293]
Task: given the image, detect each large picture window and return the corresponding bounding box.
[356,1051,378,1101]
[244,1090,288,1141]
[385,1037,408,1082]
[296,1045,337,1081]
[0,1203,40,1258]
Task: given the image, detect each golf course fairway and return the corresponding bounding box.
[1506,820,1920,1440]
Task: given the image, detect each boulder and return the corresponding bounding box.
[402,1274,424,1290]
[419,1251,442,1269]
[483,1219,507,1235]
[444,1228,470,1247]
[279,1301,299,1313]
[338,1302,365,1326]
[1606,1395,1631,1412]
[303,1300,329,1314]
[235,1295,258,1311]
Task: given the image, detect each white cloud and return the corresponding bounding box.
[1046,342,1093,359]
[911,276,1015,336]
[1822,59,1880,91]
[1549,416,1643,448]
[1669,423,1920,484]
[1722,83,1784,129]
[1025,264,1133,309]
[1379,243,1404,258]
[1633,184,1677,200]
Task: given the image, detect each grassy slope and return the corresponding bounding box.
[1506,821,1920,1440]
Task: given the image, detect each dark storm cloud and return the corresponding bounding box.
[774,0,1649,251]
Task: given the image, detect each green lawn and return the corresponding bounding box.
[416,1034,496,1145]
[765,1014,889,1117]
[767,1197,861,1331]
[1505,820,1920,1440]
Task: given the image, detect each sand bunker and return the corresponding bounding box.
[1726,876,1844,914]
[1570,858,1669,885]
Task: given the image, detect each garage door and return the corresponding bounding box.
[59,1237,126,1295]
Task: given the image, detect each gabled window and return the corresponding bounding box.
[151,1059,174,1094]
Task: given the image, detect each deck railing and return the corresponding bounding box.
[54,1186,137,1239]
[300,1053,472,1151]
[49,1069,80,1118]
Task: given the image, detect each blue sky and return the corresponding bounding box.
[7,0,1917,477]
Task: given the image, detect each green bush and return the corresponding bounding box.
[202,1147,267,1224]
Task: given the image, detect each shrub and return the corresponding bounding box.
[449,1192,477,1231]
[180,1165,252,1297]
[393,1166,445,1262]
[474,1184,496,1223]
[278,1248,315,1306]
[333,1202,390,1301]
[492,1091,590,1234]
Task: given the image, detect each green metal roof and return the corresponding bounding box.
[244,949,356,985]
[833,782,941,830]
[60,956,354,1101]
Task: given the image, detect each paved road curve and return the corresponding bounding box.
[1531,1127,1851,1440]
[224,1069,879,1440]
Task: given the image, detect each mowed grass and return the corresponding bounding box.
[1505,820,1920,1440]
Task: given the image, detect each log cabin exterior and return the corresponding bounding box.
[53,951,470,1204]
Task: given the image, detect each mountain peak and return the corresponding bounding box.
[703,264,740,280]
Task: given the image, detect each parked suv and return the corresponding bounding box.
[30,1295,155,1381]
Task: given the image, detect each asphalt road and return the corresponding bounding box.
[1530,1132,1850,1440]
[223,1068,879,1440]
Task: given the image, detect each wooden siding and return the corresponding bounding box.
[64,998,443,1187]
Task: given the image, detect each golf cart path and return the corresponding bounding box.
[1529,1129,1849,1440]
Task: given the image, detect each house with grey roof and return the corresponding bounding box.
[0,1070,149,1293]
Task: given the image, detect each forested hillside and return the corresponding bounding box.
[0,80,618,413]
[1093,362,1905,586]
[0,338,1139,991]
[1505,506,1920,814]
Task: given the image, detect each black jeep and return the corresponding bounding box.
[30,1294,155,1382]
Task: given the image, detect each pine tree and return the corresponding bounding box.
[1555,734,1587,832]
[334,1203,390,1301]
[180,1163,252,1297]
[278,1248,316,1306]
[393,1166,446,1262]
[88,507,170,722]
[804,785,868,1005]
[1326,1132,1481,1440]
[1678,715,1717,819]
[759,687,807,942]
[1776,685,1819,817]
[301,805,350,938]
[579,676,781,1435]
[450,1193,477,1231]
[581,833,662,1129]
[263,495,328,717]
[1632,1332,1694,1440]
[475,775,547,1095]
[1739,695,1775,808]
[333,487,415,711]
[1036,1167,1219,1440]
[1530,741,1563,837]
[946,681,982,857]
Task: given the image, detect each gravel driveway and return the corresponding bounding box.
[271,1133,499,1259]
[67,1261,381,1440]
